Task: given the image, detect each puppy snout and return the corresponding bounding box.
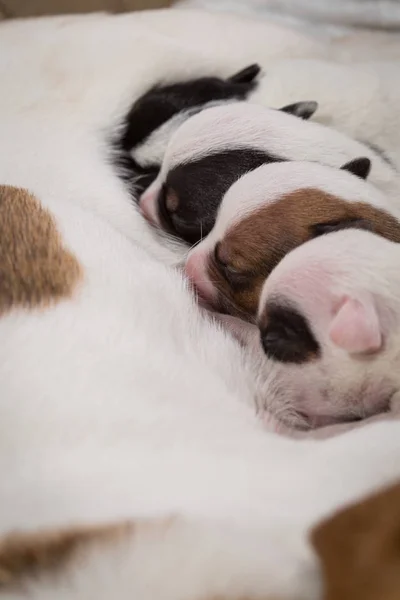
[185,251,217,304]
[259,302,321,364]
[139,187,159,225]
[156,186,203,245]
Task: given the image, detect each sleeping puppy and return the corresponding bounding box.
[184,159,400,320]
[139,102,398,245]
[118,63,312,197]
[252,228,400,434]
[116,63,264,196]
[118,63,319,198]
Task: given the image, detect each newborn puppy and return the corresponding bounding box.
[117,64,264,196]
[255,228,400,431]
[185,159,400,319]
[139,102,397,244]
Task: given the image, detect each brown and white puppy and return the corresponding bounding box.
[139,102,398,245]
[185,159,400,320]
[253,228,400,432]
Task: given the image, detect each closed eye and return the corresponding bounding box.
[214,243,250,288]
[221,265,250,288]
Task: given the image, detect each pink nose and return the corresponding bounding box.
[185,251,217,304]
[139,188,160,225]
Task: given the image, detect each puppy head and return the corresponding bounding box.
[185,159,400,319]
[139,101,319,244]
[125,63,262,162]
[120,64,262,196]
[256,229,400,427]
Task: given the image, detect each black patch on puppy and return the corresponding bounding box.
[279,100,318,120]
[121,66,261,154]
[158,148,284,245]
[340,157,371,180]
[112,65,261,199]
[259,302,321,364]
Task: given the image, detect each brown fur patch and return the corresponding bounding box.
[0,522,132,587]
[208,188,400,318]
[312,481,400,600]
[0,185,82,314]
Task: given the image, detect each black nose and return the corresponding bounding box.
[259,302,320,364]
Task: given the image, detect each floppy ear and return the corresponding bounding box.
[340,157,371,180]
[329,294,382,354]
[228,64,261,84]
[279,101,318,120]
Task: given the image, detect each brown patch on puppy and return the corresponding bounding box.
[0,522,132,587]
[0,185,82,314]
[208,188,400,318]
[312,481,400,600]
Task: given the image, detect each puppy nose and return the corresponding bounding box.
[185,252,217,304]
[139,188,159,225]
[259,303,320,364]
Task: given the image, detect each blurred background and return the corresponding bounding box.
[176,1,400,33]
[1,0,399,34]
[0,0,171,19]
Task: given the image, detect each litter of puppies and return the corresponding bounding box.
[135,88,400,435]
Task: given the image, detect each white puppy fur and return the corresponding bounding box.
[162,103,397,188]
[1,11,400,600]
[257,228,400,433]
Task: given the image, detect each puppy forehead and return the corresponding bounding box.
[259,230,381,314]
[263,260,335,309]
[271,228,396,279]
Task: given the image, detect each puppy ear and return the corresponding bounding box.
[279,101,318,120]
[329,294,382,354]
[340,157,371,180]
[228,64,261,84]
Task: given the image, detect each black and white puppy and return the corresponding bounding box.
[114,64,313,197]
[139,102,397,245]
